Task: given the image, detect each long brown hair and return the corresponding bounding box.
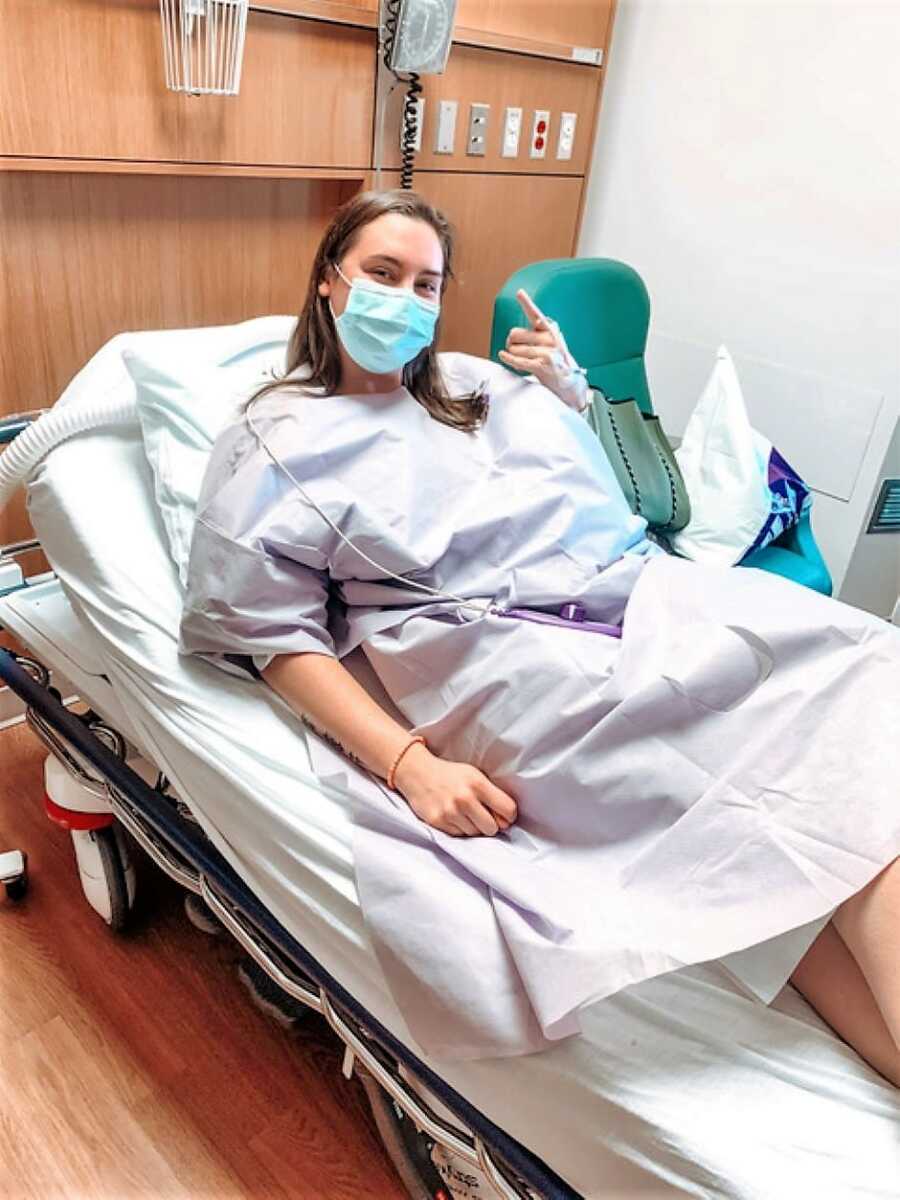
[247,190,489,433]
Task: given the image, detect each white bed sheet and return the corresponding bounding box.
[25,425,900,1199]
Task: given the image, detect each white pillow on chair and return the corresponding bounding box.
[122,318,293,585]
[668,346,772,565]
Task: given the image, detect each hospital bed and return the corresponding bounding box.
[1,319,898,1200]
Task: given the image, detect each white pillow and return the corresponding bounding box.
[668,346,772,565]
[123,328,291,585]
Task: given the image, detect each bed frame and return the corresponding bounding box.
[0,637,582,1200]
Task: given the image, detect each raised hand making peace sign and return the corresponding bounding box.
[498,289,591,414]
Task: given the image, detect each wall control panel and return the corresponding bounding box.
[529,109,550,159]
[556,111,577,160]
[501,106,522,158]
[466,102,489,156]
[434,99,458,154]
[395,92,577,164]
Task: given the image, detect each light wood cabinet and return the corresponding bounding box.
[0,1,375,169]
[454,0,613,53]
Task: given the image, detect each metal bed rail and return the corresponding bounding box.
[0,646,581,1200]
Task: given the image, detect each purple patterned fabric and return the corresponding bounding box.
[740,445,811,561]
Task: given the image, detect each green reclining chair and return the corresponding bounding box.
[490,258,832,596]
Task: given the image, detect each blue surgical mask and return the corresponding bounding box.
[330,263,439,375]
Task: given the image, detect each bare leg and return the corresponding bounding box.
[789,920,900,1087]
[831,856,900,1051]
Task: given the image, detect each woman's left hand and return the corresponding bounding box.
[498,289,591,413]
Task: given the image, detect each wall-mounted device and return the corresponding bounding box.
[434,99,458,154]
[530,109,550,160]
[501,106,523,158]
[556,111,577,161]
[159,0,249,96]
[380,0,457,75]
[466,103,489,156]
[380,0,458,187]
[866,478,900,535]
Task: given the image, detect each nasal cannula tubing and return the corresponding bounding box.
[244,395,505,622]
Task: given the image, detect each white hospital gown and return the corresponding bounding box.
[180,352,900,1060]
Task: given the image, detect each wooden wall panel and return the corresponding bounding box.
[376,171,582,357]
[379,45,600,175]
[0,172,360,546]
[266,0,377,13]
[177,17,375,168]
[0,1,375,169]
[454,0,613,52]
[0,0,177,160]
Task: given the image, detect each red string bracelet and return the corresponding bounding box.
[387,735,426,791]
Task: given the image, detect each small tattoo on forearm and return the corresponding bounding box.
[300,714,365,770]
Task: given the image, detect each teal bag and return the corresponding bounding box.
[584,392,691,533]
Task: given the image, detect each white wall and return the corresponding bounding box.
[579,0,900,604]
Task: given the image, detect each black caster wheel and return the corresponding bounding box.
[359,1070,451,1200]
[94,826,131,932]
[70,825,136,932]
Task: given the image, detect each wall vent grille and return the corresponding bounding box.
[867,478,900,534]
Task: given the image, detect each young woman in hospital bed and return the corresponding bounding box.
[179,189,900,1085]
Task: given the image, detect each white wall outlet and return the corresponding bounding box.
[556,111,577,160]
[529,109,550,159]
[434,99,458,154]
[399,97,424,152]
[501,106,522,158]
[466,102,489,156]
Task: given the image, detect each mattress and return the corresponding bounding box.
[24,422,900,1199]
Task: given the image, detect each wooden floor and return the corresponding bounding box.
[0,719,408,1199]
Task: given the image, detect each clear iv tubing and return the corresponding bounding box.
[244,396,506,622]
